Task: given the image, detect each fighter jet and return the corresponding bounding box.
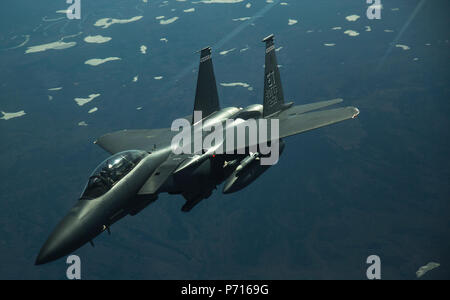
[35,34,359,265]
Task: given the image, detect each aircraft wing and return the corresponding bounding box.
[278,106,360,138]
[224,106,360,153]
[174,105,359,174]
[95,104,358,157]
[277,98,343,117]
[95,128,175,154]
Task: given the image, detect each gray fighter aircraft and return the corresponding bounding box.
[35,34,359,265]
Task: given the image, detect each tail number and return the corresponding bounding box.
[265,72,278,107]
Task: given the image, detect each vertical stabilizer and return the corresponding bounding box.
[262,34,285,117]
[193,47,220,122]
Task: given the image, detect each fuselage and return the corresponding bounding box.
[35,105,284,265]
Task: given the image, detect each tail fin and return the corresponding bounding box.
[262,34,285,117]
[193,47,220,122]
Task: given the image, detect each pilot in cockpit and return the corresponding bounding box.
[80,150,147,200]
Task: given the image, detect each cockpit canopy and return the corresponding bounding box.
[80,150,148,200]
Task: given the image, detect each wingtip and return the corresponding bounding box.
[352,107,360,119]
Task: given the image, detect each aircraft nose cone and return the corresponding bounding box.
[35,209,100,265]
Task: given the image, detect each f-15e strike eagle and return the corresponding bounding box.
[35,34,359,265]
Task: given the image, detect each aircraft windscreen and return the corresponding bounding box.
[80,150,148,200]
